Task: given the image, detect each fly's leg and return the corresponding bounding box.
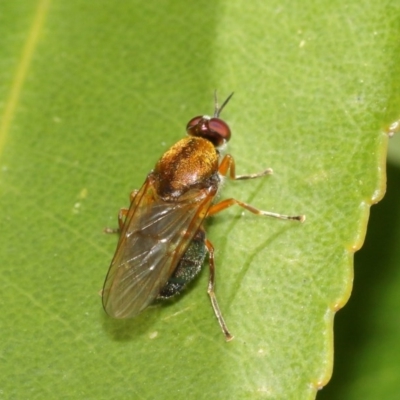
[204,237,234,342]
[104,189,138,233]
[208,199,305,222]
[219,154,273,180]
[216,154,305,222]
[104,208,128,233]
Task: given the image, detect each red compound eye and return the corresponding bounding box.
[186,116,231,147]
[186,92,234,146]
[186,116,203,132]
[208,118,231,142]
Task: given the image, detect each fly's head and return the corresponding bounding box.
[186,92,234,148]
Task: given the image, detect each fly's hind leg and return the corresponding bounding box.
[104,189,138,234]
[204,237,234,342]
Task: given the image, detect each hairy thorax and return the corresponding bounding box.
[153,137,219,198]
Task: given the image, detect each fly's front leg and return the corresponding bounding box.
[219,154,273,180]
[204,237,234,342]
[104,189,138,233]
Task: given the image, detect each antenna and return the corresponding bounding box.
[214,91,234,117]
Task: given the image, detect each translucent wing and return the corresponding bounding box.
[102,174,217,318]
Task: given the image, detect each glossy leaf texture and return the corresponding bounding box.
[0,1,399,399]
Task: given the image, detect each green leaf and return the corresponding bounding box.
[318,160,400,400]
[0,1,398,399]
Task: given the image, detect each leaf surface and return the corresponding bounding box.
[0,1,399,399]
